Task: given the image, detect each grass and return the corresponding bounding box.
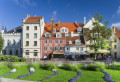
[77,69,105,82]
[43,69,77,82]
[105,69,120,82]
[0,62,120,82]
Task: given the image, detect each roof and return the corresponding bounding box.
[42,33,65,38]
[6,26,22,33]
[66,35,85,46]
[115,29,120,39]
[44,23,84,33]
[25,16,43,22]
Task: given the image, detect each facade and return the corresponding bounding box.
[1,26,22,57]
[22,14,45,60]
[110,27,120,58]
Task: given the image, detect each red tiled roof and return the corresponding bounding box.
[25,16,43,22]
[66,36,85,46]
[44,23,84,33]
[115,29,120,39]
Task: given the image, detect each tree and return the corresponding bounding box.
[85,13,112,60]
[0,34,4,51]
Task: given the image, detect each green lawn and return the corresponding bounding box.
[77,69,105,82]
[0,62,120,82]
[105,69,120,82]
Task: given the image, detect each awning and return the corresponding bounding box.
[88,50,110,54]
[53,51,64,54]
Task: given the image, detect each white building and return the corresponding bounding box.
[22,14,45,60]
[1,26,22,57]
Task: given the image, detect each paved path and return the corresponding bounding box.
[0,77,35,82]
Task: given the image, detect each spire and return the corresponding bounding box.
[2,25,4,30]
[5,26,7,32]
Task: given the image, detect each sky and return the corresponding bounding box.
[0,0,120,31]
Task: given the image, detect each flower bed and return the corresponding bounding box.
[102,71,115,82]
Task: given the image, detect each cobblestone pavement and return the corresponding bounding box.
[0,78,35,82]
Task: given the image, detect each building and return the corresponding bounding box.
[22,14,45,60]
[110,27,120,58]
[1,26,22,57]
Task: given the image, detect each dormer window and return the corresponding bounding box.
[53,28,56,33]
[61,27,68,33]
[77,27,82,33]
[56,33,61,38]
[45,32,50,37]
[69,41,72,44]
[75,39,80,45]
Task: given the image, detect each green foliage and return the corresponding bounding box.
[26,62,35,69]
[39,63,56,70]
[81,62,105,71]
[107,62,120,70]
[59,63,79,71]
[9,56,19,62]
[0,34,4,51]
[7,62,14,69]
[19,57,26,62]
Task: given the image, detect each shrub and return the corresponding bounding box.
[39,63,56,70]
[26,62,35,69]
[107,62,120,70]
[19,57,26,62]
[81,62,105,71]
[59,63,78,71]
[9,56,19,62]
[7,62,14,69]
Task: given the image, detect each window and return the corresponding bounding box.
[26,50,29,55]
[55,40,58,43]
[61,29,64,32]
[55,46,58,50]
[26,26,29,30]
[65,29,67,32]
[69,41,72,44]
[60,40,63,43]
[45,33,49,37]
[44,53,47,58]
[76,47,79,51]
[114,39,117,42]
[60,47,63,50]
[80,47,83,51]
[49,40,52,43]
[13,39,15,45]
[26,33,29,39]
[26,41,29,46]
[66,47,69,50]
[44,40,47,43]
[56,33,61,37]
[75,40,80,45]
[34,41,37,46]
[44,46,47,51]
[90,39,93,43]
[34,33,37,38]
[34,52,37,56]
[50,46,53,51]
[90,47,93,50]
[7,40,9,45]
[114,45,116,49]
[114,52,117,58]
[34,26,37,30]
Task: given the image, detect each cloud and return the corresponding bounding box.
[52,10,57,20]
[111,22,120,28]
[12,0,36,7]
[113,6,120,18]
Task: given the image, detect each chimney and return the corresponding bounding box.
[75,21,77,25]
[112,26,116,33]
[84,17,86,25]
[51,19,54,33]
[58,19,60,32]
[27,14,30,18]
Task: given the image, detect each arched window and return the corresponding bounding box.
[13,39,15,45]
[9,50,12,55]
[4,50,6,55]
[7,40,9,45]
[16,50,18,56]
